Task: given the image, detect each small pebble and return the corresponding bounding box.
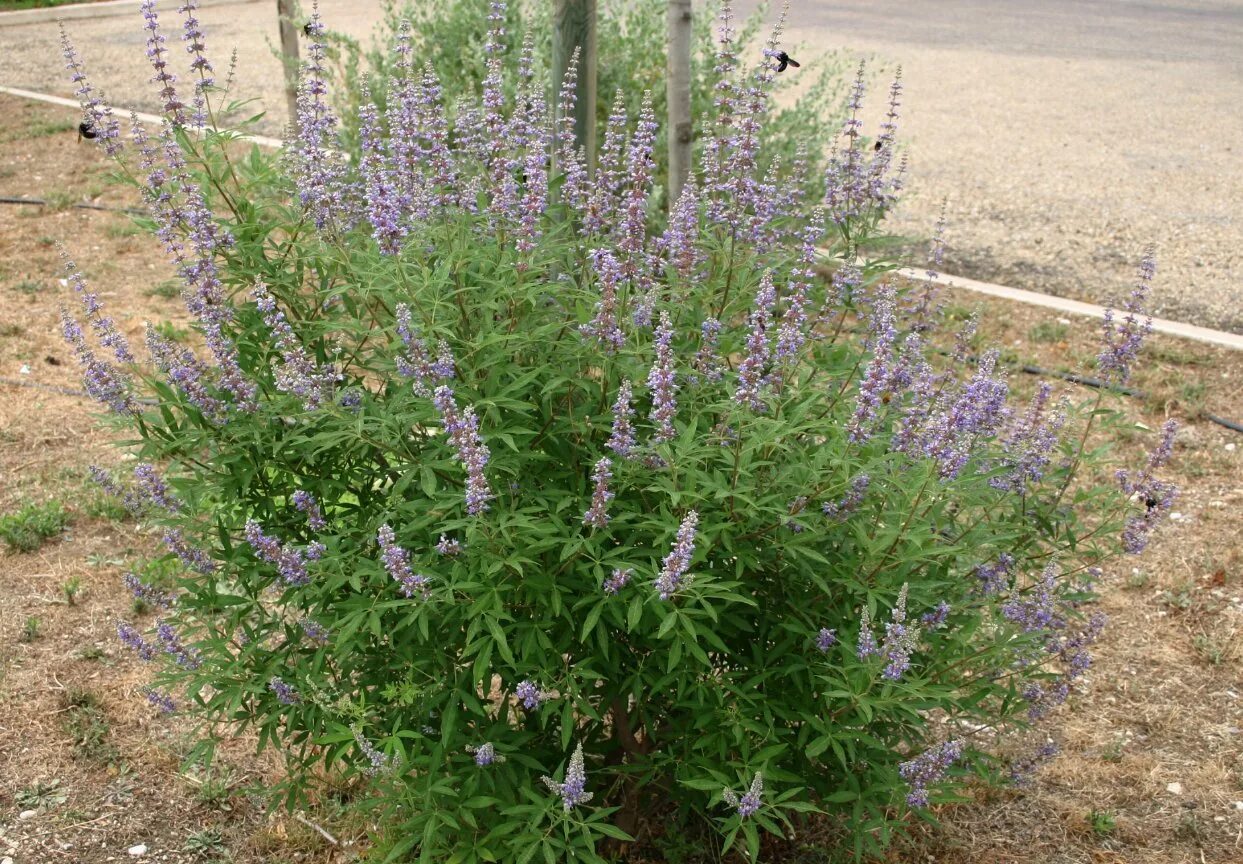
[3,856,14,864]
[1167,781,1184,794]
[1226,442,1236,452]
[127,844,147,857]
[18,809,37,821]
[1233,801,1243,810]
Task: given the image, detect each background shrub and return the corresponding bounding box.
[59,2,1175,861]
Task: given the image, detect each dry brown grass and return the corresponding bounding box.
[1,93,1240,863]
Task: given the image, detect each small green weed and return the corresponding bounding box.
[147,278,183,299]
[63,575,83,605]
[13,279,42,295]
[0,500,68,552]
[184,827,229,858]
[19,616,41,643]
[1028,321,1069,344]
[15,778,67,810]
[61,689,116,762]
[1088,809,1116,836]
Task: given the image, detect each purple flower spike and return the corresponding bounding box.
[245,519,316,587]
[607,380,637,457]
[291,490,328,531]
[822,474,870,520]
[856,606,880,659]
[899,740,964,808]
[1098,251,1156,384]
[581,248,626,352]
[117,622,156,660]
[647,312,679,444]
[432,385,494,515]
[468,742,505,766]
[133,463,181,513]
[582,457,614,528]
[268,676,300,705]
[542,743,592,811]
[816,628,837,653]
[603,568,632,595]
[376,524,430,598]
[734,273,777,411]
[654,510,699,600]
[515,679,546,710]
[253,282,337,410]
[722,772,763,819]
[144,688,176,714]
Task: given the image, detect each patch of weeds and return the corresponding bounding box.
[0,500,69,552]
[1192,631,1237,667]
[62,575,83,605]
[1088,809,1116,836]
[183,762,237,812]
[184,827,229,859]
[1099,737,1125,763]
[24,118,77,139]
[0,323,24,337]
[1028,321,1069,344]
[86,552,127,568]
[147,278,183,299]
[153,320,193,343]
[61,689,116,762]
[1158,582,1196,613]
[1147,341,1210,366]
[82,490,130,522]
[1178,380,1208,414]
[44,190,76,211]
[75,644,107,661]
[19,616,42,643]
[106,219,142,239]
[37,235,56,247]
[12,279,43,295]
[1124,569,1150,590]
[1174,810,1207,843]
[16,778,68,811]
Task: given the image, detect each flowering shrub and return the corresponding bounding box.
[61,1,1177,861]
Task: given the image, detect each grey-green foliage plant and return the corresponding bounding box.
[59,1,1177,861]
[330,0,852,204]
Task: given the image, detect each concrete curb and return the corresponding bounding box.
[897,267,1243,352]
[2,84,1240,352]
[0,0,261,28]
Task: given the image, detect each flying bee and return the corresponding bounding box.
[1144,496,1160,511]
[303,22,314,37]
[773,51,800,73]
[874,140,883,151]
[78,120,98,141]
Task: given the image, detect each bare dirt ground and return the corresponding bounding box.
[0,94,1241,863]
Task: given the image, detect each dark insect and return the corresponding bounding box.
[774,51,800,73]
[78,121,98,141]
[303,22,314,37]
[1144,496,1160,511]
[874,140,884,151]
[44,355,61,367]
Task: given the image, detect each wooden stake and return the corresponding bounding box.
[276,0,300,133]
[553,0,598,171]
[666,0,693,206]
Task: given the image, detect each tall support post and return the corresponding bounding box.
[276,0,301,133]
[553,0,598,171]
[666,0,693,205]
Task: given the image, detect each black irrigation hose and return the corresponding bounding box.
[0,195,147,216]
[1016,363,1242,436]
